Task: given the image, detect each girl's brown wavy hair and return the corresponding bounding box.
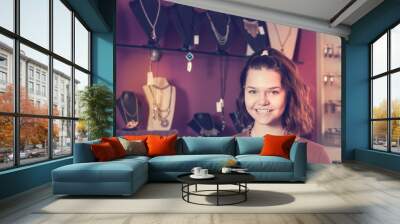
[237,48,313,136]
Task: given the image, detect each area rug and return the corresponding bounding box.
[37,183,362,214]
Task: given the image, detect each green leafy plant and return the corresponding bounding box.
[79,84,113,140]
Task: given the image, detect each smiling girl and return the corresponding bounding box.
[237,48,313,137]
[236,48,331,163]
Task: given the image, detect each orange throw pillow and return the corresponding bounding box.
[146,134,177,157]
[123,135,148,141]
[101,137,127,158]
[91,142,117,161]
[260,134,296,159]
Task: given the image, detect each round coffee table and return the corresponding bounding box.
[177,173,255,206]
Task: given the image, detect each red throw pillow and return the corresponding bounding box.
[146,134,177,157]
[101,137,127,158]
[91,142,117,161]
[260,134,296,159]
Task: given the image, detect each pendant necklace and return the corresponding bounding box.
[206,13,230,46]
[272,24,292,53]
[149,84,172,127]
[120,95,138,123]
[139,0,161,41]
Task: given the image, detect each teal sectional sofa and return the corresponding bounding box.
[52,137,307,196]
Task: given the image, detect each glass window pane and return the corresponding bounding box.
[372,121,388,151]
[75,120,88,143]
[20,117,49,165]
[0,34,14,112]
[53,119,72,158]
[391,120,400,153]
[0,116,14,170]
[372,33,387,76]
[53,0,72,60]
[391,24,400,70]
[20,44,49,115]
[75,17,89,70]
[20,0,49,49]
[0,0,14,31]
[391,72,400,118]
[53,59,72,117]
[74,69,89,118]
[372,77,387,119]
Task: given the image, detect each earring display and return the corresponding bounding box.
[185,52,194,72]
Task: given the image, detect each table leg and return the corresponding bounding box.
[217,184,219,206]
[195,184,197,192]
[245,183,247,201]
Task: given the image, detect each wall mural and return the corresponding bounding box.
[116,0,342,163]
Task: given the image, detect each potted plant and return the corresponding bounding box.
[79,84,113,140]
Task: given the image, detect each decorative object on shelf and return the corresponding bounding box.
[143,77,176,131]
[129,0,168,45]
[187,113,221,136]
[234,17,268,56]
[323,73,341,86]
[266,22,298,60]
[324,100,341,113]
[117,91,140,131]
[217,56,228,131]
[206,12,231,51]
[79,84,113,140]
[185,52,194,72]
[323,44,339,58]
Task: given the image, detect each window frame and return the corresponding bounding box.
[0,0,92,171]
[370,20,400,154]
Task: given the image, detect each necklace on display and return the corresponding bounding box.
[120,96,139,129]
[139,0,161,40]
[149,84,172,127]
[271,24,292,53]
[243,19,259,38]
[206,13,230,46]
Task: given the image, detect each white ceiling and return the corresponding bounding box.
[167,0,384,38]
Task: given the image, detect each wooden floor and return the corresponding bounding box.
[1,162,400,224]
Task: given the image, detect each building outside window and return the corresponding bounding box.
[0,0,91,170]
[370,23,400,154]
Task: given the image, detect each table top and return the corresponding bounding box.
[177,172,255,185]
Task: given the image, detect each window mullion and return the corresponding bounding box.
[71,10,76,153]
[388,30,391,152]
[13,0,20,166]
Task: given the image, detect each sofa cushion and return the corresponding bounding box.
[91,142,118,161]
[181,137,235,155]
[236,137,263,155]
[148,154,235,172]
[236,155,293,172]
[118,138,147,156]
[260,134,296,159]
[147,134,177,157]
[52,159,147,183]
[101,137,127,158]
